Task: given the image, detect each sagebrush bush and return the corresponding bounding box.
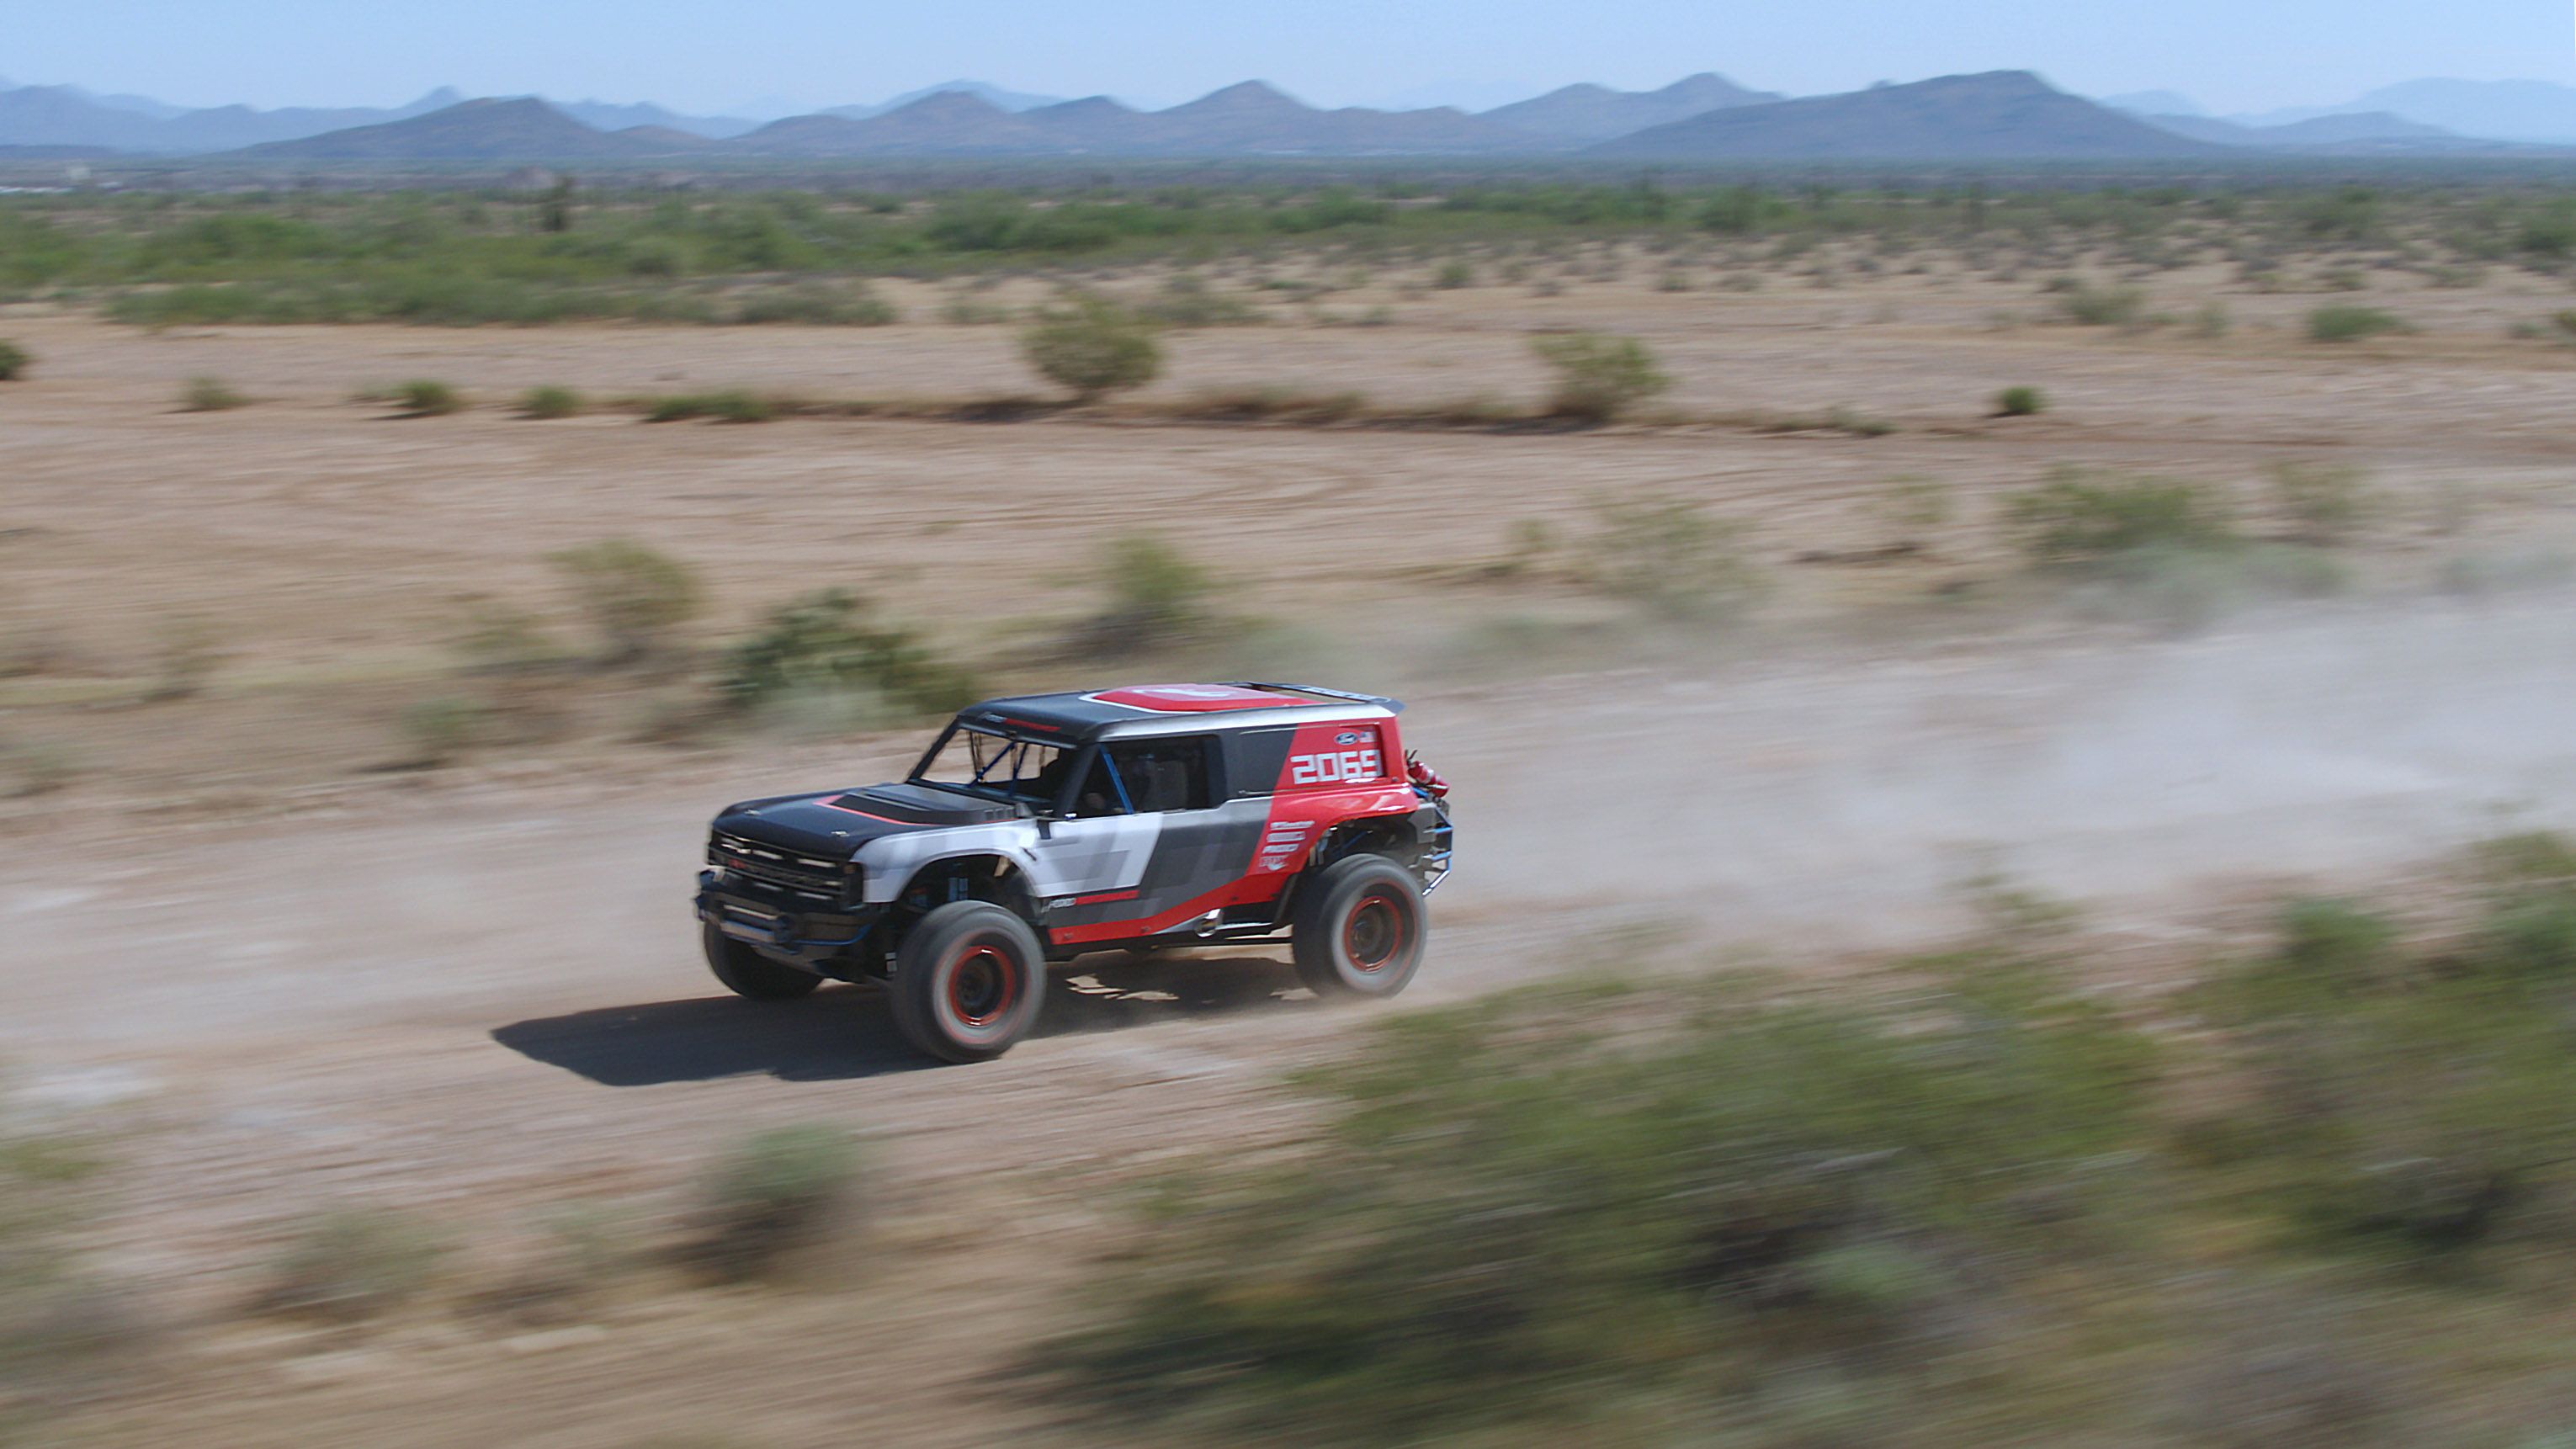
[1530,331,1670,423]
[0,340,26,380]
[517,385,582,419]
[687,1126,863,1283]
[2269,462,2373,545]
[644,390,772,423]
[180,375,246,411]
[2055,283,2144,326]
[0,1107,137,1410]
[1579,494,1766,619]
[732,281,897,326]
[258,1208,450,1321]
[1081,532,1215,652]
[2206,869,2576,1255]
[142,618,220,703]
[1174,385,1366,424]
[398,696,487,766]
[1432,259,1474,289]
[1019,296,1161,401]
[1051,969,2154,1440]
[1134,274,1261,327]
[1993,385,2047,417]
[547,538,703,664]
[2307,305,2409,343]
[394,379,459,417]
[717,588,980,718]
[2008,468,2239,569]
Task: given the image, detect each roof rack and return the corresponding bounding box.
[1218,682,1405,714]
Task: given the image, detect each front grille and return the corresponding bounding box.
[709,831,848,905]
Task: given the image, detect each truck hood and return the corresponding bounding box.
[714,783,1017,857]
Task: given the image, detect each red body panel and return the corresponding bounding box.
[1043,714,1420,947]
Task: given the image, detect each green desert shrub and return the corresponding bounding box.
[685,1126,864,1283]
[2007,469,2239,570]
[732,281,897,326]
[1079,532,1216,652]
[1172,385,1367,425]
[517,385,582,419]
[1051,967,2155,1441]
[1019,295,1162,401]
[1,1108,145,1409]
[547,538,704,664]
[716,588,981,718]
[2306,305,2409,343]
[1578,494,1766,619]
[0,340,26,380]
[644,390,773,423]
[397,696,488,766]
[1134,274,1262,327]
[1993,385,2047,417]
[2268,463,2373,545]
[2204,871,2576,1255]
[1530,331,1670,423]
[180,375,247,411]
[393,379,459,417]
[1432,258,1475,289]
[257,1208,451,1321]
[2004,469,2297,626]
[2055,283,2144,326]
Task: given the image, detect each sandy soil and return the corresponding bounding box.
[4,257,2576,1445]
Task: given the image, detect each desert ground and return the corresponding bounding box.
[6,247,2576,1445]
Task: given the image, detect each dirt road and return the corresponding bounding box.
[12,596,2573,1280]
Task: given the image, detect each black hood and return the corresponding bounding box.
[714,783,1016,856]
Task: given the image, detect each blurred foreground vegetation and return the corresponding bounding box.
[1050,840,2576,1446]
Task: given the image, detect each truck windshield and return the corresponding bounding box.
[911,726,1070,807]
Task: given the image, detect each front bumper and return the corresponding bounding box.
[696,870,884,969]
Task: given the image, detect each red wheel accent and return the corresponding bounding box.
[1342,891,1405,974]
[945,943,1019,1027]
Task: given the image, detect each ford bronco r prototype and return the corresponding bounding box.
[694,682,1454,1062]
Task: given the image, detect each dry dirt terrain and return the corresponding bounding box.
[4,257,2576,1446]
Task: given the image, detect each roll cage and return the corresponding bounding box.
[908,722,1168,819]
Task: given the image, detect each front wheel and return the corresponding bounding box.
[888,902,1048,1063]
[1292,854,1426,999]
[702,921,823,1000]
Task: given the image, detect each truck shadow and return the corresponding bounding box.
[490,953,1313,1086]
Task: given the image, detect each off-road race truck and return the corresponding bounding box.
[693,682,1454,1063]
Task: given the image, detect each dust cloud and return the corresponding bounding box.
[1421,594,2576,954]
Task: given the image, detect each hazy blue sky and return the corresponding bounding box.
[9,0,2573,114]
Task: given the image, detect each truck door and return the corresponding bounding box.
[1036,735,1258,944]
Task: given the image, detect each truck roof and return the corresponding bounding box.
[956,682,1403,744]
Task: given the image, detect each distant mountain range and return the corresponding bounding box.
[6,69,2573,163]
[2103,78,2576,148]
[1481,74,1782,143]
[238,98,713,162]
[0,82,466,153]
[1589,72,2221,160]
[2134,110,2474,154]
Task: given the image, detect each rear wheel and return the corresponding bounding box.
[1292,854,1426,999]
[701,921,823,1000]
[889,902,1047,1063]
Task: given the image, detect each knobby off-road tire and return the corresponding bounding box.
[889,901,1048,1064]
[1291,854,1426,999]
[702,921,824,1000]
